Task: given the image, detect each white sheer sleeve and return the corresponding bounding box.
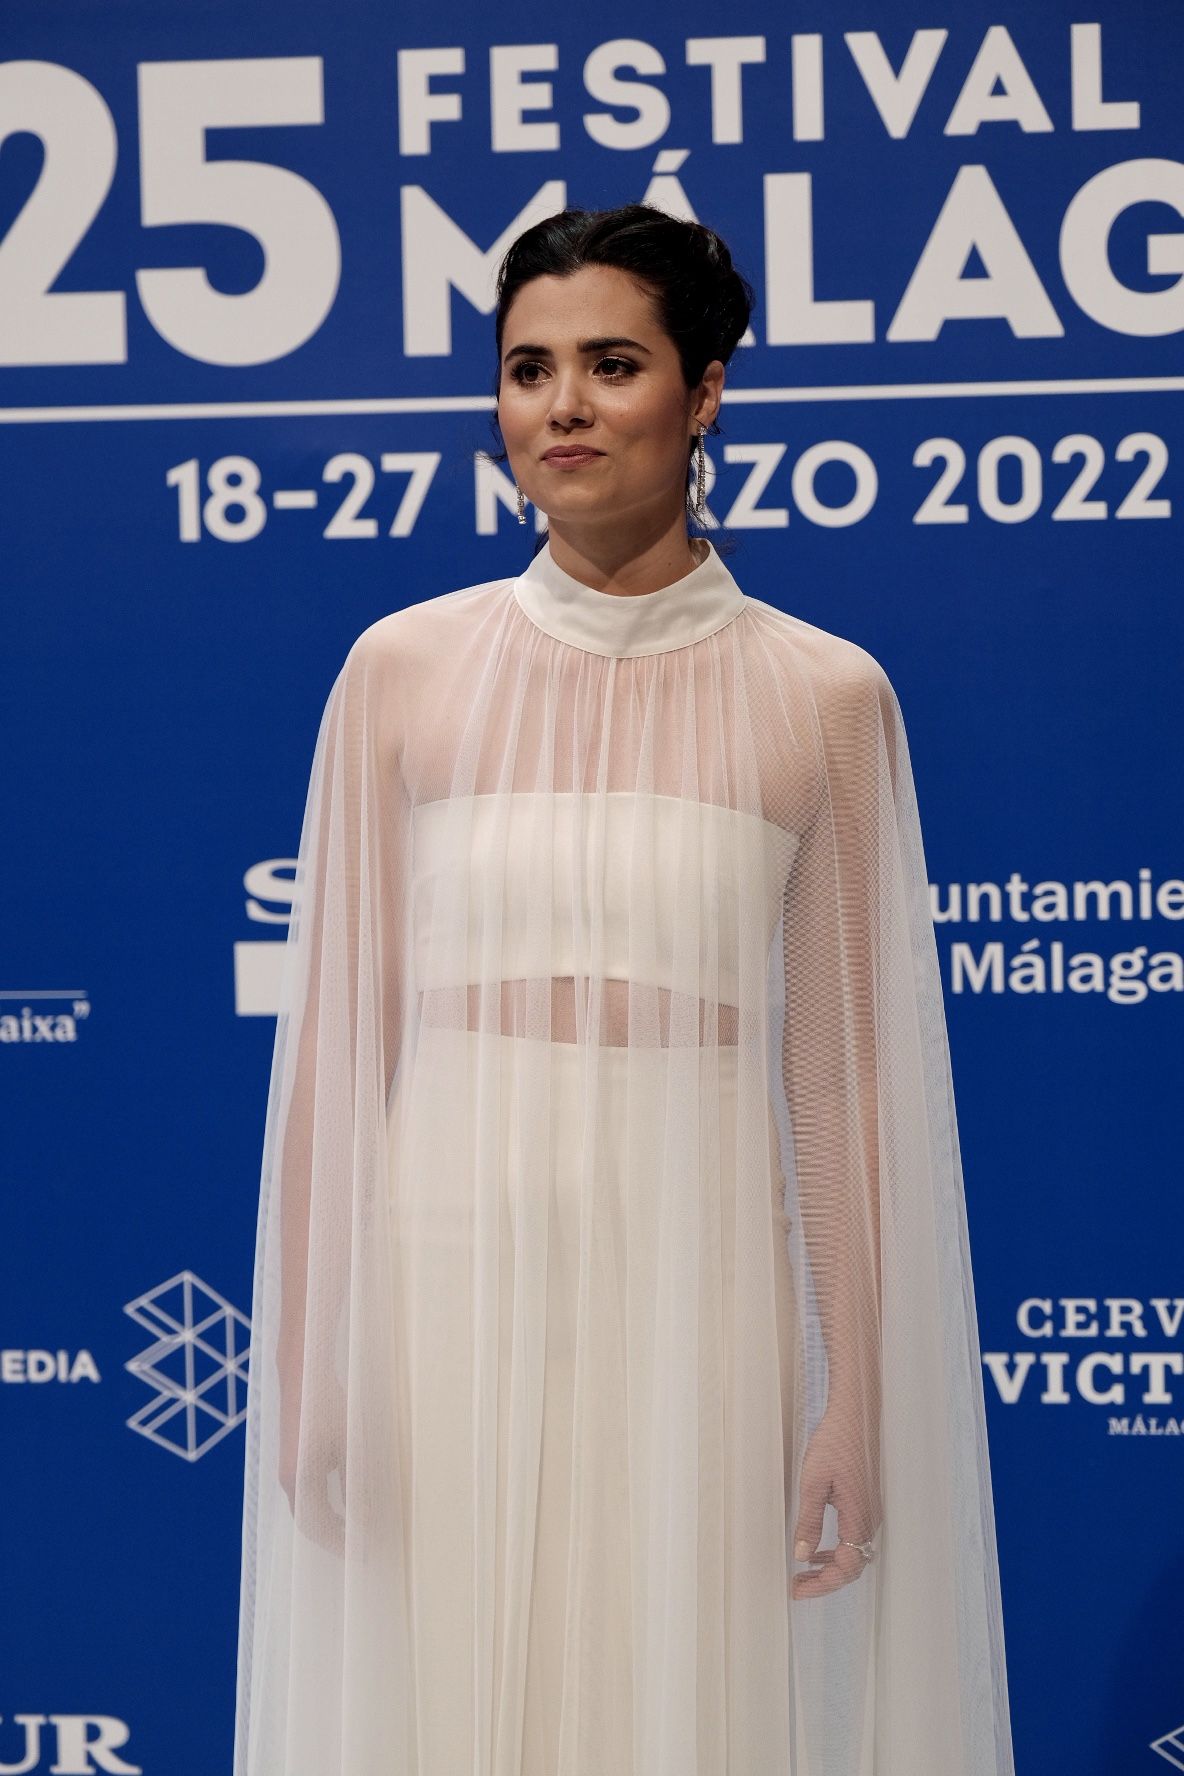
[779,647,1014,1771]
[780,657,890,1570]
[273,632,407,1536]
[236,624,413,1766]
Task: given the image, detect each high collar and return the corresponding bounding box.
[512,536,747,658]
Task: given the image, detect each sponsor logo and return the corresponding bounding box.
[235,858,296,1016]
[984,1297,1184,1432]
[938,866,1184,1001]
[124,1270,250,1461]
[0,1715,139,1774]
[1152,1723,1184,1769]
[0,1350,100,1383]
[0,991,91,1044]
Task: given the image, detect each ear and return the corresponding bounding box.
[691,359,725,433]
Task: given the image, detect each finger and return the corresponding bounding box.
[802,1548,855,1577]
[792,1476,830,1564]
[791,1557,866,1599]
[831,1496,877,1555]
[791,1568,856,1599]
[791,1544,868,1593]
[792,1505,828,1563]
[791,1520,830,1562]
[792,1545,838,1566]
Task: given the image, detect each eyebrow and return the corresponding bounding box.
[503,336,652,364]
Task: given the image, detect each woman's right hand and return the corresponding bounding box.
[278,1377,348,1558]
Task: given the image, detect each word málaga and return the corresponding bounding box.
[935,866,1184,1000]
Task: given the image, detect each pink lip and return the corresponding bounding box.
[543,449,604,468]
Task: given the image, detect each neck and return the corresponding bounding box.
[544,512,702,599]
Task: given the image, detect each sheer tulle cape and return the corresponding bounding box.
[233,540,1014,1776]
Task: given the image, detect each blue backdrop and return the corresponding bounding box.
[2,3,1182,1771]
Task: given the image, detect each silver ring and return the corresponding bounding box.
[839,1537,877,1562]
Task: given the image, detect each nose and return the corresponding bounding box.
[546,366,595,431]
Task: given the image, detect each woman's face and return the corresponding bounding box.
[497,263,723,536]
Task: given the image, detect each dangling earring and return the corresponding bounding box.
[693,427,707,522]
[516,483,527,525]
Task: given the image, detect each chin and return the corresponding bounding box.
[533,491,618,521]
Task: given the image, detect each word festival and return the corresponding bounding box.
[399,24,1145,151]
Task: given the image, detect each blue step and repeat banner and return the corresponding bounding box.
[2,1,1182,1770]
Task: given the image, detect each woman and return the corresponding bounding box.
[234,204,1015,1775]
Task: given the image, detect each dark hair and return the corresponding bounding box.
[484,203,755,537]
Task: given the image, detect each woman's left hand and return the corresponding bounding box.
[790,1396,883,1599]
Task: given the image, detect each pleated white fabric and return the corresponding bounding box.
[233,535,1015,1776]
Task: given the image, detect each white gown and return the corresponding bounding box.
[234,536,1015,1775]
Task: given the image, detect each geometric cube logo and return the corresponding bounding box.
[1152,1725,1184,1770]
[124,1269,250,1461]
